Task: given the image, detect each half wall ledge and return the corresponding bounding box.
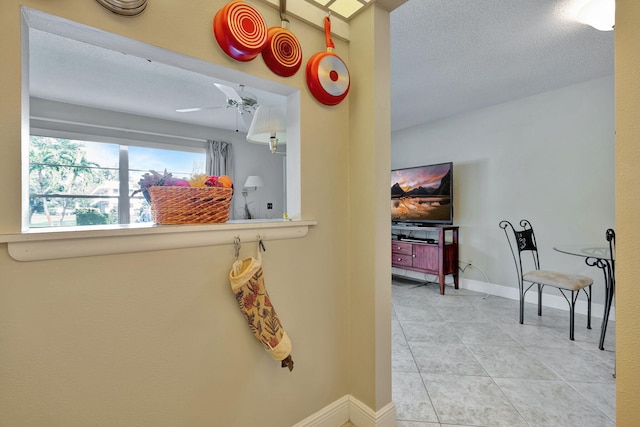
[0,219,316,261]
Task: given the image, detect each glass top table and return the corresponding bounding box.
[553,244,615,351]
[554,245,614,261]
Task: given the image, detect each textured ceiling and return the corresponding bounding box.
[28,1,614,134]
[390,0,614,131]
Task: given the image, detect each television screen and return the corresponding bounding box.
[391,162,453,225]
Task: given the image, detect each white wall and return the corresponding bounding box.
[392,75,615,304]
[230,133,285,220]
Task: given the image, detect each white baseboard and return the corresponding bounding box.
[349,396,396,427]
[459,277,615,321]
[392,269,615,321]
[291,395,350,427]
[292,395,396,427]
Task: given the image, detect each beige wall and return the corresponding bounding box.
[348,6,392,411]
[0,1,392,425]
[615,0,640,424]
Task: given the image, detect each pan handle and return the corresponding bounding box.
[280,0,290,28]
[324,16,335,51]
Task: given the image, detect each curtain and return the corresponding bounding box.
[207,140,233,177]
[207,140,234,218]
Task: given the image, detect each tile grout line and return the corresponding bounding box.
[453,302,535,427]
[392,297,443,425]
[392,279,616,426]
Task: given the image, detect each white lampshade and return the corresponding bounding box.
[246,105,286,153]
[577,0,615,31]
[243,175,264,190]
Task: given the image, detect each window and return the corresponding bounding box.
[29,134,206,229]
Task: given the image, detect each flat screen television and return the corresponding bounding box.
[391,162,453,225]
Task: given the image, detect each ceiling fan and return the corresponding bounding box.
[176,83,259,131]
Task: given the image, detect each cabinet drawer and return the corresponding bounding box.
[392,253,414,268]
[391,242,413,255]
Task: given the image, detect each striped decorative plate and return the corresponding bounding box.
[95,0,147,16]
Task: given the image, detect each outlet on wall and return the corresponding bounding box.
[267,202,273,209]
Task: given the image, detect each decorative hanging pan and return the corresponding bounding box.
[305,16,350,106]
[261,0,302,77]
[95,0,147,16]
[213,0,268,62]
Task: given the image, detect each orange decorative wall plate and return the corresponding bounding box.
[213,1,268,62]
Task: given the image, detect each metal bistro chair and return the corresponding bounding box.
[606,228,615,377]
[588,228,616,351]
[499,219,593,340]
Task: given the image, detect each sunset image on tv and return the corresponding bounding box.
[391,163,452,223]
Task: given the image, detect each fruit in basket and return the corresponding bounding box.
[218,175,233,188]
[205,175,219,187]
[189,174,208,187]
[188,174,232,188]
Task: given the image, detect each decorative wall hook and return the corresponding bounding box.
[233,236,241,260]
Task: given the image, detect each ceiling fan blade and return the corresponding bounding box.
[176,106,224,113]
[214,83,242,103]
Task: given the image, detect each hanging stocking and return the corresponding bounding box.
[229,239,294,371]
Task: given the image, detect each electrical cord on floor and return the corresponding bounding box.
[391,268,444,288]
[459,261,491,298]
[393,261,491,290]
[459,260,490,283]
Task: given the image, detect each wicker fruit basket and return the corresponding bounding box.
[147,186,233,224]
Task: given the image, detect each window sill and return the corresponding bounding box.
[0,219,316,261]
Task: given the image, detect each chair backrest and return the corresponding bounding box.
[499,219,542,282]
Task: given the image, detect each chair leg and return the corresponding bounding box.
[519,292,524,324]
[569,290,579,341]
[537,283,543,316]
[586,285,592,330]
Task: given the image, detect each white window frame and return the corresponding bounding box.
[30,126,209,227]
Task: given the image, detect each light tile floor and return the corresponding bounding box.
[392,277,616,427]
